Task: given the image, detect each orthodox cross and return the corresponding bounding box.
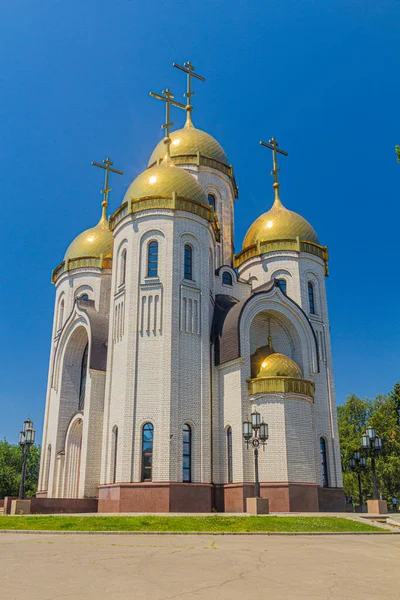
[150,88,186,157]
[260,138,288,187]
[173,61,205,112]
[91,157,124,220]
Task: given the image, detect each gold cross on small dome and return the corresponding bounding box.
[173,61,205,113]
[150,88,186,158]
[91,157,124,220]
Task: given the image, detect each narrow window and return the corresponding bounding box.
[308,281,316,314]
[222,272,233,286]
[183,424,192,482]
[120,249,127,285]
[277,279,287,294]
[208,193,216,213]
[141,423,154,482]
[320,437,329,488]
[227,427,233,483]
[112,427,118,484]
[58,299,64,330]
[78,343,88,411]
[184,244,193,280]
[147,241,158,277]
[44,444,51,490]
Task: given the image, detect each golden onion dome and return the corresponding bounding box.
[123,161,207,205]
[243,196,319,250]
[257,352,303,379]
[148,115,229,166]
[64,215,113,261]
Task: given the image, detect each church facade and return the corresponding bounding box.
[37,66,343,512]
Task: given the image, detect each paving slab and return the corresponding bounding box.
[0,532,399,600]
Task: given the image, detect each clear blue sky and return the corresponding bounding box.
[1,1,399,443]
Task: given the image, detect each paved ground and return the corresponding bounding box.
[1,533,399,600]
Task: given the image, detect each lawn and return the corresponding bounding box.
[0,515,385,533]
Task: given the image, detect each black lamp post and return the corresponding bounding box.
[18,419,35,500]
[349,450,367,511]
[361,426,382,501]
[243,410,268,498]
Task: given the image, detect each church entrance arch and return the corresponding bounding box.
[63,417,83,498]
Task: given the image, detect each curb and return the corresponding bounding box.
[0,529,396,536]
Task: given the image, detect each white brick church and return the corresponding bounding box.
[38,65,343,512]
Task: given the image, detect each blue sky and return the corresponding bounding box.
[1,0,399,443]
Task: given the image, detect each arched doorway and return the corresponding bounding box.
[64,418,83,498]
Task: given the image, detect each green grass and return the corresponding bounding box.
[0,515,385,533]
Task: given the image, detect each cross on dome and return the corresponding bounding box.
[149,88,186,159]
[173,61,205,124]
[260,138,288,204]
[91,157,124,221]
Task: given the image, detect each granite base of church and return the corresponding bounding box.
[98,483,214,513]
[367,499,388,514]
[29,497,98,514]
[98,482,345,513]
[246,497,269,514]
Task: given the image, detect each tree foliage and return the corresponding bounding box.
[0,440,41,499]
[338,384,400,508]
[396,144,400,163]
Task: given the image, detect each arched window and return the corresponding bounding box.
[141,423,154,482]
[58,299,64,330]
[112,426,118,484]
[222,271,233,286]
[184,244,193,280]
[208,193,216,213]
[227,427,233,483]
[120,249,127,285]
[277,279,287,294]
[308,281,316,314]
[320,437,329,488]
[78,343,88,411]
[183,424,192,482]
[147,241,158,277]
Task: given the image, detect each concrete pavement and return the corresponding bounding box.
[1,533,399,599]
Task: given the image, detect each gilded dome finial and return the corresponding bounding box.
[173,61,205,128]
[260,138,288,206]
[91,157,124,222]
[150,88,186,160]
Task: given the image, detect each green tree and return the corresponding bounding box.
[0,440,41,498]
[338,385,400,508]
[396,145,400,163]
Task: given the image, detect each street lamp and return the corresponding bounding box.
[18,418,35,500]
[349,451,367,511]
[361,428,382,501]
[243,409,269,498]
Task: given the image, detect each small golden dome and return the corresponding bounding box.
[64,216,113,261]
[243,196,319,250]
[148,117,228,166]
[123,162,207,205]
[257,352,303,379]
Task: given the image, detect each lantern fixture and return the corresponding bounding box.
[18,418,35,500]
[361,435,370,449]
[251,410,261,430]
[361,429,383,501]
[242,410,269,498]
[259,422,269,443]
[242,420,252,441]
[366,426,376,441]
